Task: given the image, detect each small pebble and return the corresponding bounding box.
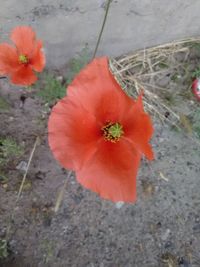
[164,240,173,249]
[16,161,28,172]
[195,216,200,223]
[161,229,171,241]
[56,76,64,83]
[193,224,200,233]
[19,95,26,108]
[8,116,14,122]
[157,222,162,227]
[178,257,189,267]
[115,201,124,209]
[35,171,46,180]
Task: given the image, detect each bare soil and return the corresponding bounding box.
[0,49,200,267]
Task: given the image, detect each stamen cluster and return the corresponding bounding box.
[102,122,124,143]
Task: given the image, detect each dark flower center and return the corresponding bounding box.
[19,54,29,64]
[102,122,124,143]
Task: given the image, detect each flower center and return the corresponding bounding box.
[102,122,124,143]
[19,54,29,64]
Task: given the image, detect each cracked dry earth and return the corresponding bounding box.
[0,78,200,267]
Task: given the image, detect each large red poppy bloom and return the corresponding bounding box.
[48,57,154,202]
[0,26,45,86]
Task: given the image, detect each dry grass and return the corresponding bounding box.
[110,37,200,128]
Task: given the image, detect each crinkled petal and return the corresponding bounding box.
[30,40,45,72]
[10,65,37,86]
[48,96,101,171]
[123,95,154,160]
[11,26,36,57]
[67,57,134,125]
[48,57,154,203]
[0,43,19,75]
[76,139,141,202]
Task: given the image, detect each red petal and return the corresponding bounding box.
[123,95,154,160]
[10,66,37,86]
[0,43,19,75]
[48,96,101,171]
[11,26,36,57]
[48,57,154,202]
[67,57,134,125]
[76,139,141,202]
[30,40,45,72]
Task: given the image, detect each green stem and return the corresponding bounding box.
[92,0,112,59]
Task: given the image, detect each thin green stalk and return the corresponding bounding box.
[92,0,112,58]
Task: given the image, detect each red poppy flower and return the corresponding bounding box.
[0,26,45,86]
[192,78,200,101]
[48,57,154,202]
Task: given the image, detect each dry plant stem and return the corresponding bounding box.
[6,137,39,239]
[54,170,73,213]
[17,137,40,201]
[53,1,113,212]
[92,0,112,59]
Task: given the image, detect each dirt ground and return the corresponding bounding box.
[0,47,200,267]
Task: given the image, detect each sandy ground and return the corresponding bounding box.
[0,52,200,267]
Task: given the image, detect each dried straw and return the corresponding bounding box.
[110,37,200,127]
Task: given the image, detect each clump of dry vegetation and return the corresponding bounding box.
[110,38,200,132]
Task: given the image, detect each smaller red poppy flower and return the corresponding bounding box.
[0,26,45,86]
[48,57,154,202]
[192,78,200,101]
